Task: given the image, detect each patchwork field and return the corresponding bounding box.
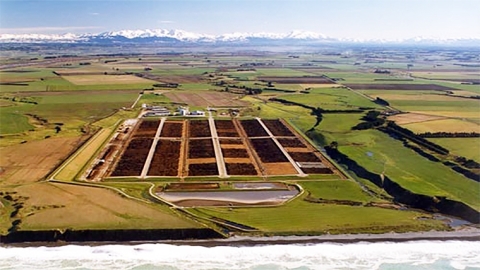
[101,118,339,179]
[1,49,478,237]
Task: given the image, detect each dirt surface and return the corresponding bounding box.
[160,121,184,137]
[0,137,83,185]
[225,163,258,175]
[189,120,211,138]
[240,120,268,137]
[164,182,220,191]
[148,139,181,176]
[111,138,152,176]
[188,163,218,176]
[262,119,295,136]
[189,139,215,158]
[250,138,289,163]
[133,119,160,137]
[263,162,297,175]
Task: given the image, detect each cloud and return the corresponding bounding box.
[89,12,100,16]
[159,20,174,24]
[0,26,102,34]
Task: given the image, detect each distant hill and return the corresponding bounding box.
[1,29,479,47]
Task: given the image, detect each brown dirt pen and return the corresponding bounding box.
[302,167,333,174]
[262,119,295,137]
[188,163,218,176]
[164,182,220,191]
[133,119,160,138]
[288,152,322,162]
[220,138,243,145]
[277,138,307,148]
[188,139,215,159]
[189,120,211,138]
[249,138,288,163]
[215,120,240,137]
[222,148,249,158]
[160,121,184,137]
[240,120,268,137]
[148,139,181,176]
[111,138,152,176]
[226,163,258,175]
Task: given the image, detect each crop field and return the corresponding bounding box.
[61,74,157,85]
[403,118,480,133]
[388,113,445,125]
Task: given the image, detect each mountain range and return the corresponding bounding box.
[1,29,478,46]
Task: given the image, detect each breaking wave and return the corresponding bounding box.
[1,240,479,270]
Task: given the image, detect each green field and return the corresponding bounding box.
[196,197,446,234]
[0,112,34,134]
[429,137,480,162]
[278,87,381,110]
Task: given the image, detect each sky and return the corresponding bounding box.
[0,0,479,40]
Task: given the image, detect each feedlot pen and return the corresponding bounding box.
[86,118,340,180]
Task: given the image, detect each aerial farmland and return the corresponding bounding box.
[0,46,479,240]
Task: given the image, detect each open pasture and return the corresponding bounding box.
[62,74,157,85]
[411,71,480,81]
[164,91,248,107]
[277,87,379,110]
[198,200,446,234]
[0,112,34,135]
[429,138,480,162]
[402,118,480,133]
[365,92,473,102]
[258,76,333,84]
[345,83,457,91]
[388,113,445,125]
[339,129,480,210]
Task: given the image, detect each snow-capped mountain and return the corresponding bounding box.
[0,29,478,46]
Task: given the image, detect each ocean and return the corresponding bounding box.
[0,240,479,270]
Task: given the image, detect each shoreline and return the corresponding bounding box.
[2,227,479,248]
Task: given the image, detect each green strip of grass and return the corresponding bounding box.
[198,196,447,234]
[0,112,34,135]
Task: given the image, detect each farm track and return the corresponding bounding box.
[208,112,228,178]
